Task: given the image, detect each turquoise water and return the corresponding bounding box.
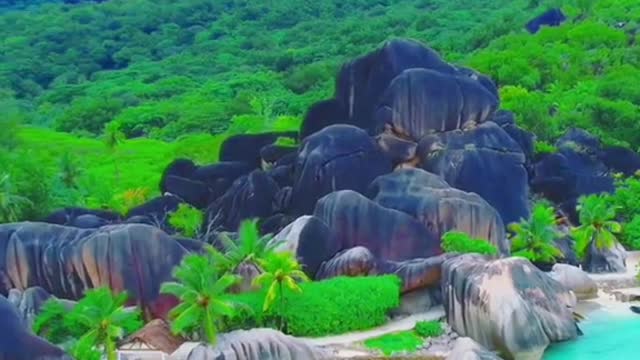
[544,309,640,359]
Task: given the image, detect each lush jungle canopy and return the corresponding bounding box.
[2,0,638,221]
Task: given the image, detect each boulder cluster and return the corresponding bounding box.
[2,38,636,359]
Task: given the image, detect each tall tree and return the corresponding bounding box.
[572,194,621,260]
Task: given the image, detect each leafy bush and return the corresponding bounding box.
[534,140,557,156]
[168,203,204,238]
[441,231,498,255]
[227,275,401,337]
[414,321,444,338]
[364,331,423,356]
[621,216,640,251]
[509,201,564,263]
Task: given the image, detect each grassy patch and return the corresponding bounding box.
[364,331,424,356]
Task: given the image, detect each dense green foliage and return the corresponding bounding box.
[1,0,548,139]
[441,231,498,255]
[607,176,640,250]
[572,194,622,260]
[364,331,424,356]
[621,216,640,251]
[33,288,142,359]
[469,0,640,148]
[228,275,401,337]
[414,321,444,338]
[3,0,640,222]
[168,203,204,238]
[509,202,564,263]
[160,246,240,344]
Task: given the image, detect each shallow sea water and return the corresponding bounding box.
[543,308,640,359]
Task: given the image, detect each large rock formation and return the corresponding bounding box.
[419,122,530,226]
[219,131,298,168]
[0,295,71,360]
[291,125,392,215]
[170,328,329,360]
[447,337,502,360]
[204,170,280,232]
[314,190,439,261]
[271,216,338,278]
[368,168,508,254]
[548,264,598,300]
[0,223,192,318]
[374,68,498,141]
[7,287,55,330]
[584,241,627,274]
[442,255,579,360]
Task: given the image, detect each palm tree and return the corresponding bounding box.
[509,201,564,264]
[252,251,309,330]
[217,219,279,273]
[572,194,621,260]
[103,122,124,185]
[0,173,32,222]
[160,248,240,345]
[67,288,142,360]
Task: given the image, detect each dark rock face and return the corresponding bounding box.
[381,254,455,293]
[126,195,184,232]
[600,145,640,176]
[0,296,71,360]
[368,168,508,254]
[272,216,339,278]
[163,175,212,209]
[176,328,329,360]
[291,125,392,215]
[160,158,198,194]
[219,132,298,168]
[260,144,297,165]
[374,68,498,142]
[0,223,190,319]
[300,99,347,140]
[204,170,280,232]
[313,190,439,261]
[490,110,535,166]
[42,207,121,227]
[419,122,530,226]
[315,247,377,280]
[584,241,627,273]
[442,255,579,359]
[335,39,458,131]
[526,8,567,34]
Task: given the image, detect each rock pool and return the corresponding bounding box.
[544,307,640,359]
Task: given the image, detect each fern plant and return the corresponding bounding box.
[168,203,204,238]
[572,194,622,260]
[509,201,564,263]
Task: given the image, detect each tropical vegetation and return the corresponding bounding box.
[572,194,622,260]
[441,231,499,256]
[160,246,240,344]
[33,288,143,360]
[509,202,564,264]
[364,321,444,356]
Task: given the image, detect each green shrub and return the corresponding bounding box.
[168,203,204,238]
[534,140,557,156]
[414,321,443,338]
[442,231,498,255]
[364,331,423,356]
[227,275,401,337]
[273,136,298,147]
[621,216,640,250]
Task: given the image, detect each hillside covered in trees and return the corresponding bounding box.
[2,0,639,221]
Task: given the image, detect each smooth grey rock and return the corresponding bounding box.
[170,328,330,360]
[447,337,503,360]
[584,241,627,274]
[549,264,598,300]
[442,255,579,360]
